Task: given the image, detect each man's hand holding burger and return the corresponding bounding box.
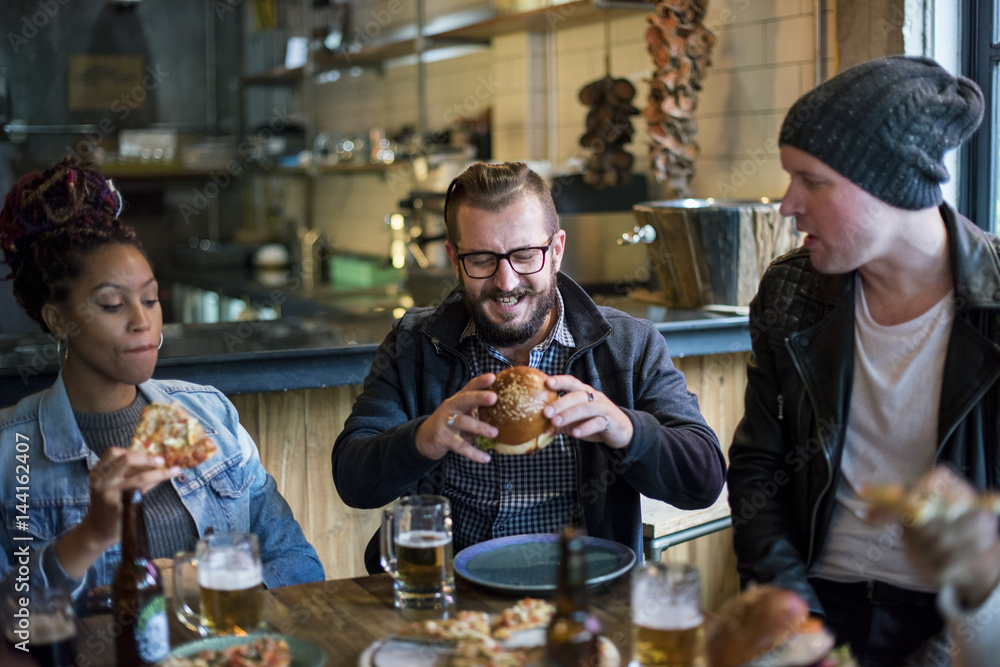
[415,374,498,464]
[418,367,634,464]
[542,374,633,450]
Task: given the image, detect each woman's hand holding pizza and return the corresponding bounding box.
[84,448,181,546]
[55,447,179,579]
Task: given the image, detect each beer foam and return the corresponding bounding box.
[396,530,451,548]
[197,551,262,590]
[633,605,703,630]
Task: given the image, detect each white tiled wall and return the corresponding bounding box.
[300,0,835,255]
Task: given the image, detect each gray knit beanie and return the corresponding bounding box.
[779,55,984,210]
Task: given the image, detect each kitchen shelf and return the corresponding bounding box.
[433,0,652,41]
[243,65,305,86]
[259,162,395,175]
[242,0,653,85]
[98,165,225,180]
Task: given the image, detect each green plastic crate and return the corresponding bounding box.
[329,255,402,289]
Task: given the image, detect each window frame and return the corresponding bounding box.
[960,0,997,231]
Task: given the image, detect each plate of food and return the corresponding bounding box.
[357,598,619,667]
[454,534,635,594]
[160,633,326,667]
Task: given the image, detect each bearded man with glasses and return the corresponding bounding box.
[332,162,726,572]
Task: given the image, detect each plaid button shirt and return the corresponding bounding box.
[445,291,579,552]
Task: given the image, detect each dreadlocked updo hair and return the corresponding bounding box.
[0,157,141,332]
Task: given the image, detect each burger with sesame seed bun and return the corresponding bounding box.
[476,366,558,455]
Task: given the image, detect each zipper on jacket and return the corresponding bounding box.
[786,341,835,567]
[564,329,612,371]
[425,333,474,380]
[777,394,784,420]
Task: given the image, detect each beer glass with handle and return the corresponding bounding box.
[173,532,265,636]
[381,495,455,612]
[631,562,705,667]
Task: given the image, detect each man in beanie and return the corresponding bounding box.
[728,55,1000,666]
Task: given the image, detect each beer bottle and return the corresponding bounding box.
[112,489,170,666]
[545,526,602,667]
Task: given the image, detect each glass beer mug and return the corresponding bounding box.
[174,532,265,636]
[631,563,705,667]
[381,495,455,612]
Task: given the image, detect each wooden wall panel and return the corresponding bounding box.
[228,352,751,586]
[674,352,749,459]
[231,386,376,580]
[666,353,747,613]
[303,385,377,578]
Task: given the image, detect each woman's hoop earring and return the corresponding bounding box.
[56,337,68,367]
[157,333,164,350]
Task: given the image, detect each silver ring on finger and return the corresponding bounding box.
[603,416,611,433]
[446,413,459,428]
[588,391,595,402]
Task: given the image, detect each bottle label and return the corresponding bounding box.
[135,595,170,663]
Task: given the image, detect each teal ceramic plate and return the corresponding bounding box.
[454,533,635,593]
[160,633,327,666]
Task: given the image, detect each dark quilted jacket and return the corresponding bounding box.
[728,204,1000,615]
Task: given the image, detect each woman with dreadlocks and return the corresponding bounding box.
[0,159,324,607]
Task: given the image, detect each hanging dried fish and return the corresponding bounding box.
[643,0,715,196]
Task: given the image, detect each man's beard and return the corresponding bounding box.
[463,279,557,349]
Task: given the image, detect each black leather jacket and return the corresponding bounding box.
[728,204,1000,615]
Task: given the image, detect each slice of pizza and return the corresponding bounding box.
[401,610,496,646]
[131,402,217,469]
[492,598,555,640]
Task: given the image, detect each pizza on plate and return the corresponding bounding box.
[419,610,494,644]
[161,635,291,667]
[394,598,617,667]
[405,598,554,646]
[131,402,218,469]
[492,598,556,640]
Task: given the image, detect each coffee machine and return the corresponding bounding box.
[393,191,457,306]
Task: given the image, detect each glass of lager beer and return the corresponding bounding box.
[631,563,704,667]
[381,495,455,613]
[173,532,265,636]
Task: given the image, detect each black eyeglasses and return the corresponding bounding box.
[455,234,556,279]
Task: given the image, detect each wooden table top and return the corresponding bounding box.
[73,573,633,667]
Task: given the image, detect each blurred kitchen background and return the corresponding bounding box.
[0,0,972,333]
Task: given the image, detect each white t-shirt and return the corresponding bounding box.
[810,276,954,591]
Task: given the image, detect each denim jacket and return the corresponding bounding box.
[0,375,324,601]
